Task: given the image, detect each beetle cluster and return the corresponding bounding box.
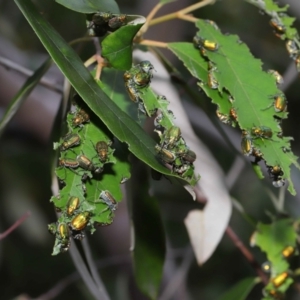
[193,20,290,188]
[123,62,198,181]
[124,60,154,114]
[49,98,119,255]
[87,12,127,37]
[269,16,300,72]
[154,124,196,179]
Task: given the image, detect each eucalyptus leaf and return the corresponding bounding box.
[14,0,181,180]
[55,0,120,14]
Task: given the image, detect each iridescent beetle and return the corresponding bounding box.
[99,190,118,214]
[271,271,289,288]
[286,40,299,58]
[268,69,284,86]
[216,111,231,125]
[282,246,295,259]
[76,154,103,174]
[57,223,70,253]
[193,36,219,52]
[60,133,81,151]
[87,12,112,37]
[241,131,253,156]
[94,140,112,163]
[269,18,285,35]
[251,126,273,139]
[162,126,181,149]
[125,82,141,103]
[72,108,90,128]
[70,211,90,232]
[262,94,287,113]
[66,196,80,216]
[108,14,127,29]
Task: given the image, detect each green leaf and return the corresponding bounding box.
[14,0,179,180]
[264,0,288,12]
[219,277,259,300]
[55,0,120,14]
[138,87,200,185]
[0,58,52,137]
[131,184,166,299]
[101,15,146,70]
[253,219,297,275]
[168,42,232,118]
[169,20,300,195]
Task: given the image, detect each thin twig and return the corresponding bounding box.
[149,0,216,26]
[226,226,268,285]
[139,40,168,48]
[138,3,164,37]
[0,211,31,240]
[0,56,62,94]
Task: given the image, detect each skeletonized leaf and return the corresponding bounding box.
[133,50,232,264]
[14,0,183,180]
[169,19,300,195]
[251,219,297,295]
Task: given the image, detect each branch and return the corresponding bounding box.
[226,226,268,285]
[0,211,31,240]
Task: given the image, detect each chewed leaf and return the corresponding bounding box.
[102,15,146,70]
[55,0,120,14]
[252,219,297,275]
[246,0,298,40]
[265,0,288,12]
[170,20,299,195]
[195,19,299,194]
[252,219,297,296]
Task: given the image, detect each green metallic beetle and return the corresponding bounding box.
[48,222,57,235]
[125,81,141,103]
[269,18,285,35]
[61,133,81,151]
[57,223,70,253]
[193,36,219,52]
[76,154,103,174]
[72,108,90,128]
[251,126,273,139]
[267,69,283,86]
[241,131,253,156]
[66,196,80,216]
[70,212,90,231]
[163,126,181,149]
[95,141,111,163]
[286,40,299,58]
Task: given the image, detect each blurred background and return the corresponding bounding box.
[0,0,300,299]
